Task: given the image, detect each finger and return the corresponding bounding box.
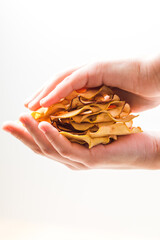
[28,66,81,111]
[24,85,45,108]
[2,121,86,170]
[19,114,88,169]
[2,121,43,155]
[19,114,55,154]
[38,121,90,166]
[40,63,104,107]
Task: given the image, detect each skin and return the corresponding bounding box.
[2,57,160,170]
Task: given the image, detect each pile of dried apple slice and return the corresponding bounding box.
[31,86,142,148]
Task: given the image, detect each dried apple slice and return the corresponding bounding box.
[72,102,125,123]
[87,122,142,138]
[70,121,95,131]
[50,105,101,120]
[31,85,142,148]
[60,131,117,148]
[31,103,68,121]
[78,85,113,99]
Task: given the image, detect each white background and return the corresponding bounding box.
[0,0,160,239]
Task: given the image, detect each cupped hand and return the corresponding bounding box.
[2,114,160,170]
[25,58,160,112]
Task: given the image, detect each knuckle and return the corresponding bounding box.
[86,61,104,85]
[152,137,160,163]
[66,165,77,171]
[59,148,70,157]
[70,167,79,171]
[42,146,52,155]
[86,159,97,169]
[33,148,42,155]
[91,61,103,71]
[50,138,57,146]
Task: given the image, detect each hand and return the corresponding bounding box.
[2,114,160,170]
[24,58,160,112]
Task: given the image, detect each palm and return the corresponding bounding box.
[88,132,155,169]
